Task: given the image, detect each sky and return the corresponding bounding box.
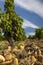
[0,0,43,37]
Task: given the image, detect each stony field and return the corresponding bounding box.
[0,39,43,65]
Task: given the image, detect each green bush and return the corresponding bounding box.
[35,27,43,39]
[28,35,36,39]
[0,31,5,41]
[0,35,5,41]
[0,0,26,42]
[28,27,43,39]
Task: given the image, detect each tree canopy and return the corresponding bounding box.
[0,0,26,42]
[35,27,43,39]
[28,27,43,39]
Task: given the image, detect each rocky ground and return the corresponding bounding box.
[0,39,43,65]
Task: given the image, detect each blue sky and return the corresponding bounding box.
[0,0,43,36]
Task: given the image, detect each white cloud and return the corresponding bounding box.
[15,0,43,18]
[22,19,39,36]
[28,32,35,36]
[0,0,43,17]
[22,19,39,29]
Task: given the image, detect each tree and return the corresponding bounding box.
[0,0,26,42]
[28,27,43,39]
[0,28,5,41]
[28,35,36,39]
[35,28,43,39]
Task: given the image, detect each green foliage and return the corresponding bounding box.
[0,35,5,41]
[28,35,32,39]
[28,35,36,39]
[28,27,43,39]
[35,27,43,39]
[0,0,26,42]
[0,29,5,41]
[4,0,14,13]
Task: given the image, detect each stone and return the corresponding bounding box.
[37,56,43,63]
[0,50,3,55]
[19,45,24,50]
[13,58,19,65]
[4,53,13,61]
[4,50,10,56]
[32,56,37,62]
[8,46,12,52]
[35,51,38,56]
[38,49,42,56]
[0,55,5,62]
